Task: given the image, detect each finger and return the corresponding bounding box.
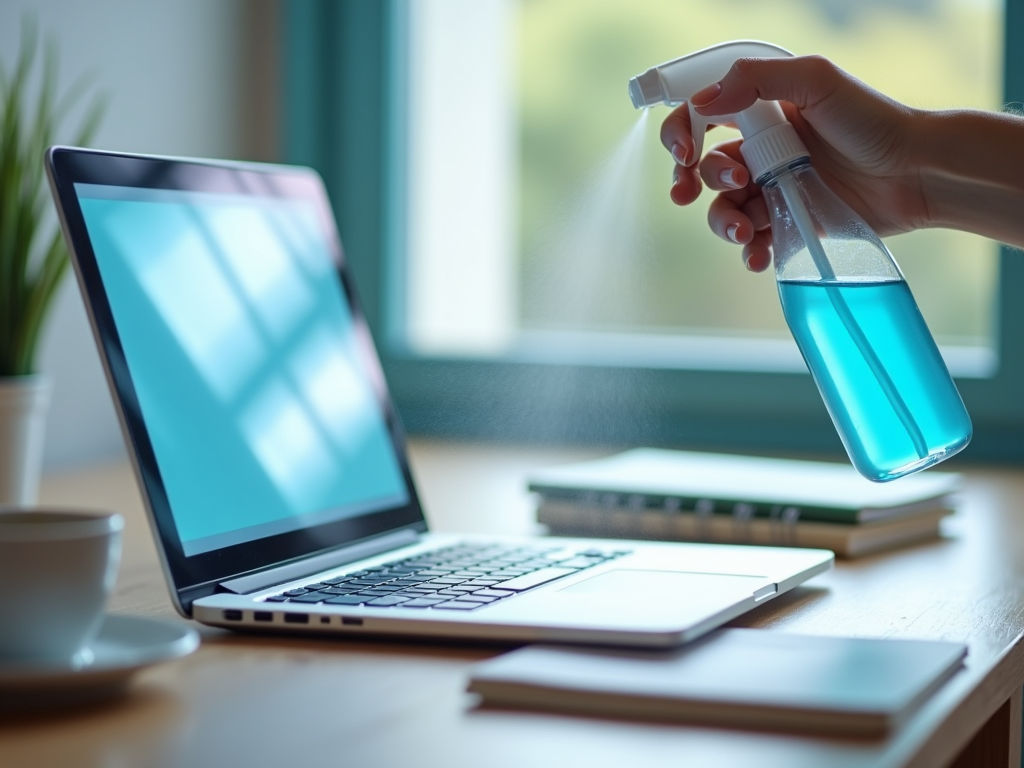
[742,230,774,272]
[705,137,746,163]
[700,140,770,229]
[741,195,770,233]
[698,149,749,192]
[707,193,755,245]
[692,55,844,117]
[661,103,740,167]
[660,103,695,166]
[670,162,702,206]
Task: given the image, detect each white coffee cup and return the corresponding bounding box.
[0,509,123,666]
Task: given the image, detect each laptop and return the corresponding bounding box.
[46,147,833,648]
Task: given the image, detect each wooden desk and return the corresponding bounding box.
[3,440,1023,768]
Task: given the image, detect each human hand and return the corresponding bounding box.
[660,55,925,271]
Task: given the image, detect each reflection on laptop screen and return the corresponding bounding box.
[75,183,409,557]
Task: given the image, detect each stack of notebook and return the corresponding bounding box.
[528,449,960,558]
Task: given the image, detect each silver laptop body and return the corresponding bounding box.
[46,147,832,648]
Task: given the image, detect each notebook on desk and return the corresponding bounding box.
[529,448,961,557]
[468,629,968,735]
[45,147,832,648]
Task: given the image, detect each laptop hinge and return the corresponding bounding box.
[217,528,423,595]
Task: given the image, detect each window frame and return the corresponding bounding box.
[282,0,1024,463]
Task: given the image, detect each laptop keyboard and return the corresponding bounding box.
[262,541,631,612]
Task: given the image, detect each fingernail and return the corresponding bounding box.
[727,224,741,243]
[742,249,757,271]
[720,168,740,188]
[691,82,722,108]
[671,142,690,167]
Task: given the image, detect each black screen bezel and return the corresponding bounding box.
[46,147,428,606]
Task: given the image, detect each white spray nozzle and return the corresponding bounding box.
[628,40,808,181]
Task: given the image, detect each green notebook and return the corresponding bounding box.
[528,448,961,524]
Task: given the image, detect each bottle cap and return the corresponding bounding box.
[739,123,809,182]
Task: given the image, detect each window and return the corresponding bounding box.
[284,0,1024,461]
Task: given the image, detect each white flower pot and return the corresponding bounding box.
[0,375,52,506]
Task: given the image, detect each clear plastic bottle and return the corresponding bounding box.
[764,160,972,481]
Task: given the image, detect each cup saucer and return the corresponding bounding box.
[0,614,199,712]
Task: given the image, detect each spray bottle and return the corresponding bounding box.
[628,41,971,481]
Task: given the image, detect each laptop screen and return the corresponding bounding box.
[47,150,428,608]
[73,182,410,557]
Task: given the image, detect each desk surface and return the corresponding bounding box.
[3,441,1024,768]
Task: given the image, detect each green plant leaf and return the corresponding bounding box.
[17,229,67,375]
[0,16,105,376]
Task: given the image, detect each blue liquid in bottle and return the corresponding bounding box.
[778,279,972,482]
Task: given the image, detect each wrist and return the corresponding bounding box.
[912,108,1024,245]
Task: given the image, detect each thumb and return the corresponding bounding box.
[692,55,842,116]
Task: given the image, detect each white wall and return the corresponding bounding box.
[0,0,279,468]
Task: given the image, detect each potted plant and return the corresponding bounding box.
[0,26,103,504]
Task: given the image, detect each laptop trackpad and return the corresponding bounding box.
[487,569,774,629]
[559,569,769,597]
